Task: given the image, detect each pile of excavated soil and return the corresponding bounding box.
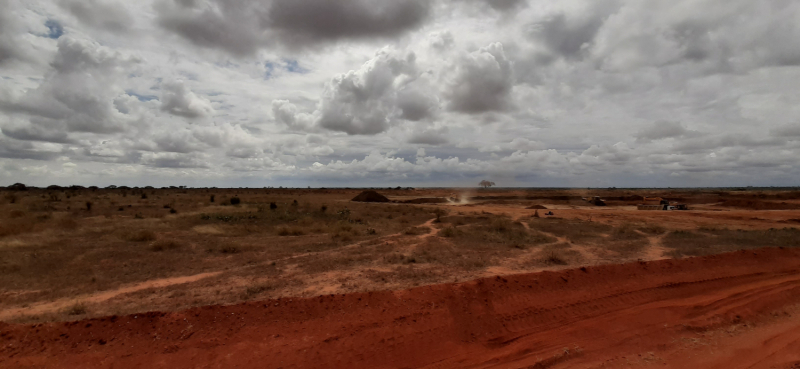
[350,190,390,203]
[4,248,800,368]
[526,204,548,209]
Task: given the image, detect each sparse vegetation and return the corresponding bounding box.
[66,302,87,315]
[2,187,800,324]
[150,239,184,252]
[123,230,157,242]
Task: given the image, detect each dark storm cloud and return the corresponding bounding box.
[483,0,526,11]
[0,138,62,161]
[1,124,73,144]
[60,0,134,33]
[267,0,431,45]
[155,0,432,56]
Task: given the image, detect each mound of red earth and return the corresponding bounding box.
[4,248,800,368]
[350,190,390,203]
[526,204,548,209]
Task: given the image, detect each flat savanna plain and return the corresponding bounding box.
[3,187,800,368]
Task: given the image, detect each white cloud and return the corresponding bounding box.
[160,80,214,119]
[1,0,800,187]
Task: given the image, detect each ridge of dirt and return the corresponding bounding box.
[0,272,221,322]
[4,248,800,368]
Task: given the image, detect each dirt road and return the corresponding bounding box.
[4,248,800,368]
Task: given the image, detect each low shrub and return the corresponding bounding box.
[149,239,183,251]
[66,302,87,315]
[123,230,157,242]
[440,227,458,238]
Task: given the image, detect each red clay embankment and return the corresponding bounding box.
[4,248,800,368]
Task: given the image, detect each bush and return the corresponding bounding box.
[543,251,567,265]
[490,218,513,232]
[141,193,147,199]
[66,302,87,315]
[169,208,178,214]
[123,230,157,242]
[440,227,457,238]
[270,202,277,210]
[230,197,241,205]
[150,239,183,252]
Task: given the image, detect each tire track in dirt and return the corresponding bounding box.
[516,214,603,265]
[639,230,671,260]
[0,272,221,321]
[5,248,800,368]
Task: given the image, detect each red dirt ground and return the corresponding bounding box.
[4,248,800,368]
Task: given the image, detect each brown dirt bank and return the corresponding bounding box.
[4,248,800,368]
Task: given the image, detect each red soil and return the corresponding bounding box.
[4,248,800,368]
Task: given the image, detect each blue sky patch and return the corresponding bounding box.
[126,90,158,102]
[284,59,309,74]
[45,19,63,39]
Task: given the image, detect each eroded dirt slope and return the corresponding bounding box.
[4,248,800,368]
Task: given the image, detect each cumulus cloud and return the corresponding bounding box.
[3,0,800,187]
[160,80,214,119]
[426,31,454,52]
[155,0,431,56]
[446,43,514,113]
[0,37,140,140]
[317,49,419,135]
[271,100,314,130]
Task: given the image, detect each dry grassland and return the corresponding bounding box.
[2,186,800,323]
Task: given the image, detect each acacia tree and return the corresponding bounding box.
[479,180,496,189]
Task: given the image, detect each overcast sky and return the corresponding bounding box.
[1,0,799,188]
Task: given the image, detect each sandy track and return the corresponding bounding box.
[0,272,221,321]
[3,248,800,368]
